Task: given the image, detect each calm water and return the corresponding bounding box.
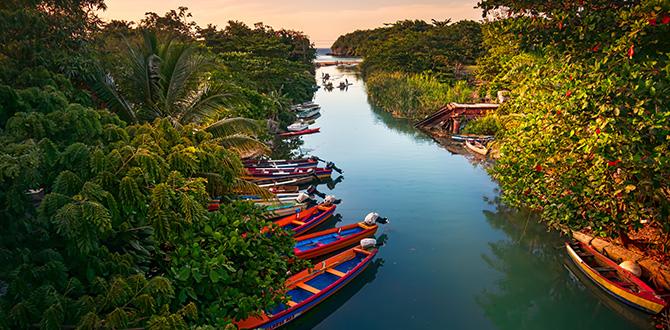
[286,62,653,329]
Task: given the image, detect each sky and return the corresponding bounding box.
[98,0,482,47]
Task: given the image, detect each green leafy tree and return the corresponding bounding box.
[477,0,670,246]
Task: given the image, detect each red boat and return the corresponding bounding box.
[262,203,336,236]
[278,127,320,138]
[243,157,319,168]
[293,220,382,259]
[566,241,667,314]
[244,167,333,181]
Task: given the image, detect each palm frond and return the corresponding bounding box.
[205,117,262,138]
[218,134,270,157]
[91,69,136,123]
[232,178,274,198]
[177,84,235,123]
[160,44,203,116]
[125,32,162,117]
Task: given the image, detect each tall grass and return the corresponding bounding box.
[366,72,474,120]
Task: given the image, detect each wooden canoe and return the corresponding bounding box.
[565,241,667,314]
[294,222,378,259]
[465,139,488,156]
[207,200,307,219]
[264,203,336,236]
[235,246,377,329]
[255,176,316,187]
[243,158,319,168]
[278,128,321,138]
[268,185,299,193]
[244,168,332,182]
[245,166,317,173]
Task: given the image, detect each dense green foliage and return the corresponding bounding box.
[0,2,316,328]
[366,72,474,120]
[332,20,482,81]
[477,0,670,245]
[333,20,482,120]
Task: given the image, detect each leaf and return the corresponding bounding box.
[209,268,220,283]
[175,267,190,281]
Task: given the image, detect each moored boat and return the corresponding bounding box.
[264,199,337,236]
[244,167,333,181]
[451,134,494,142]
[294,212,388,259]
[287,121,309,132]
[235,242,378,329]
[565,241,667,314]
[278,127,321,138]
[244,157,319,169]
[465,139,488,156]
[296,107,320,119]
[255,176,317,188]
[207,199,308,219]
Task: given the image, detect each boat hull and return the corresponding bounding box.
[465,140,488,156]
[565,242,666,314]
[294,222,378,259]
[279,128,321,138]
[268,204,336,236]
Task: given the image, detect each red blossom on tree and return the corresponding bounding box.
[592,43,600,52]
[661,14,670,25]
[595,128,601,134]
[534,164,543,172]
[648,18,657,26]
[565,90,572,97]
[627,44,635,59]
[607,160,621,167]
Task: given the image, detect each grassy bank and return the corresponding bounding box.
[365,72,474,120]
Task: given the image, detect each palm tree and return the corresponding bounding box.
[94,30,268,156]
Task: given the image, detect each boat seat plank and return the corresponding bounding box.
[292,221,306,226]
[287,301,297,307]
[296,283,321,294]
[326,268,346,277]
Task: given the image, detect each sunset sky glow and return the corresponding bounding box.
[99,0,482,47]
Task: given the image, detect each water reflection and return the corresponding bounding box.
[477,198,652,329]
[367,104,434,143]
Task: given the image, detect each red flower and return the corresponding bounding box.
[648,18,657,26]
[556,110,562,115]
[662,15,670,25]
[627,44,635,59]
[534,165,543,172]
[592,43,600,52]
[607,160,621,167]
[558,20,563,30]
[595,128,601,134]
[566,90,572,97]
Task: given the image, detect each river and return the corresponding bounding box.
[284,56,653,329]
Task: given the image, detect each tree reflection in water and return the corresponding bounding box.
[476,196,652,330]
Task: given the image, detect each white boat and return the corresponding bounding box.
[296,107,320,119]
[287,121,309,131]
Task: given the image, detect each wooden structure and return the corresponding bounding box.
[415,103,499,134]
[315,60,361,68]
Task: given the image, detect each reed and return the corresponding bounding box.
[366,72,474,120]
